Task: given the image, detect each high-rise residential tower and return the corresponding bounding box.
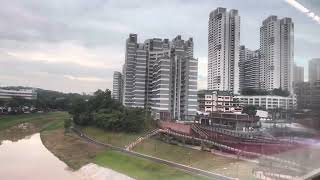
[112,71,123,102]
[122,34,147,108]
[260,16,294,92]
[122,34,198,121]
[239,45,254,91]
[243,50,261,90]
[208,8,240,94]
[309,58,320,82]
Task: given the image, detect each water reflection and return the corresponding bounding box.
[0,133,80,180]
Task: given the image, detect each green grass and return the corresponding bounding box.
[41,117,67,131]
[82,126,143,147]
[0,112,69,130]
[134,138,256,179]
[95,150,212,180]
[134,138,237,169]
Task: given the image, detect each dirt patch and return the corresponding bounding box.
[41,129,106,170]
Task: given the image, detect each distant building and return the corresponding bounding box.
[239,47,261,91]
[0,89,37,100]
[294,82,311,109]
[293,63,304,84]
[239,46,254,91]
[294,80,320,109]
[309,58,320,82]
[260,16,294,92]
[198,90,242,113]
[234,95,296,110]
[112,71,123,102]
[208,8,240,94]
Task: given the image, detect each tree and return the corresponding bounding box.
[242,105,258,115]
[272,88,290,97]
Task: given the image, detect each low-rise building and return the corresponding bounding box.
[234,95,296,110]
[198,90,242,113]
[0,89,37,100]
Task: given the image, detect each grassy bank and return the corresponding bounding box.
[95,150,211,180]
[134,138,256,179]
[41,129,106,169]
[82,126,144,147]
[38,116,212,179]
[0,112,69,130]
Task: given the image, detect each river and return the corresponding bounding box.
[0,133,80,180]
[0,130,135,180]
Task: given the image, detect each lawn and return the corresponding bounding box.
[133,138,257,179]
[82,126,143,147]
[0,111,69,130]
[95,150,212,180]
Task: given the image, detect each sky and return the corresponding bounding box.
[0,0,319,93]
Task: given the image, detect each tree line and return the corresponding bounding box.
[241,88,290,97]
[69,89,152,133]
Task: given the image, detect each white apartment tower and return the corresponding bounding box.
[208,8,240,95]
[122,34,198,121]
[122,34,147,108]
[112,71,123,102]
[260,16,294,92]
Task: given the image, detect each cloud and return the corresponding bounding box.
[0,0,319,93]
[63,75,108,82]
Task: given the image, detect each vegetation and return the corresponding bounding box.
[0,112,69,130]
[95,150,211,180]
[0,86,89,113]
[134,138,237,168]
[82,126,143,147]
[241,105,261,115]
[241,87,290,97]
[133,138,255,179]
[71,89,152,133]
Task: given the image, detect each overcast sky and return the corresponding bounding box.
[0,0,319,93]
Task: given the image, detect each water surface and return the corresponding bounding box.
[0,133,80,180]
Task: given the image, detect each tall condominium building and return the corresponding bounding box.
[151,36,197,121]
[309,58,320,82]
[260,16,294,92]
[112,71,123,102]
[122,34,147,108]
[239,46,254,91]
[293,63,304,83]
[144,38,170,109]
[208,8,240,95]
[122,34,198,121]
[243,50,261,90]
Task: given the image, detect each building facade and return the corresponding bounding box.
[260,16,294,92]
[151,36,198,121]
[309,58,320,82]
[0,89,37,100]
[234,95,296,110]
[239,46,254,91]
[294,80,320,109]
[208,8,240,94]
[239,47,261,91]
[198,90,242,113]
[112,71,123,102]
[122,34,198,121]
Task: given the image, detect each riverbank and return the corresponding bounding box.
[0,112,69,143]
